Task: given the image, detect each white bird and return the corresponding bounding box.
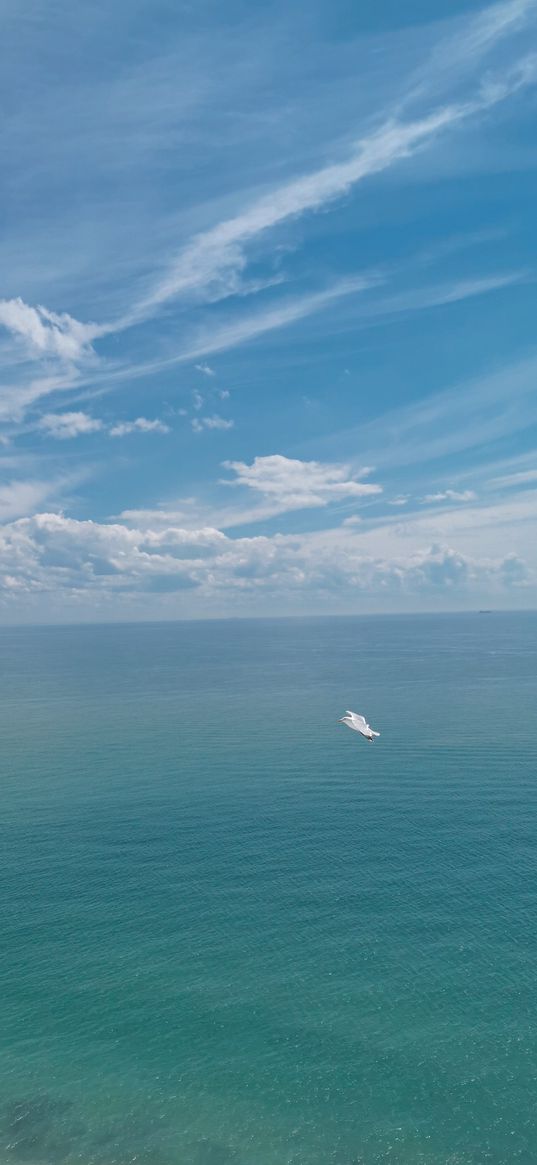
[339,710,380,742]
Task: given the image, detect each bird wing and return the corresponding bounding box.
[347,711,380,737]
[346,711,368,732]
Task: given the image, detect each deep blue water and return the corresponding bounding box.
[1,614,537,1165]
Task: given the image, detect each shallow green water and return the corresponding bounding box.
[1,614,537,1165]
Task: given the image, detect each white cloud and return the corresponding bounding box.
[109,417,170,437]
[0,479,69,521]
[490,467,537,488]
[37,413,170,440]
[0,0,535,506]
[221,454,381,515]
[389,496,410,506]
[0,511,531,614]
[421,489,477,503]
[2,5,532,428]
[0,2,534,438]
[39,412,103,440]
[0,298,97,362]
[332,490,537,576]
[118,506,196,526]
[0,295,106,423]
[191,414,234,433]
[135,46,537,319]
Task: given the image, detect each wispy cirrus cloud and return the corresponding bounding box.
[349,271,528,326]
[0,370,85,425]
[175,275,379,363]
[0,266,526,424]
[316,353,537,473]
[158,269,522,370]
[403,0,536,104]
[0,1,535,426]
[4,0,525,372]
[489,467,537,487]
[421,489,477,503]
[131,48,537,325]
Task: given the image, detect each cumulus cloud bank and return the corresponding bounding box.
[0,512,530,615]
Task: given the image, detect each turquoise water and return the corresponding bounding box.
[2,614,537,1165]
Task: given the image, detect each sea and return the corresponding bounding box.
[1,613,537,1165]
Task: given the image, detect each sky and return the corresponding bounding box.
[1,0,537,621]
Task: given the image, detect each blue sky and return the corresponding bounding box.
[1,0,536,620]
